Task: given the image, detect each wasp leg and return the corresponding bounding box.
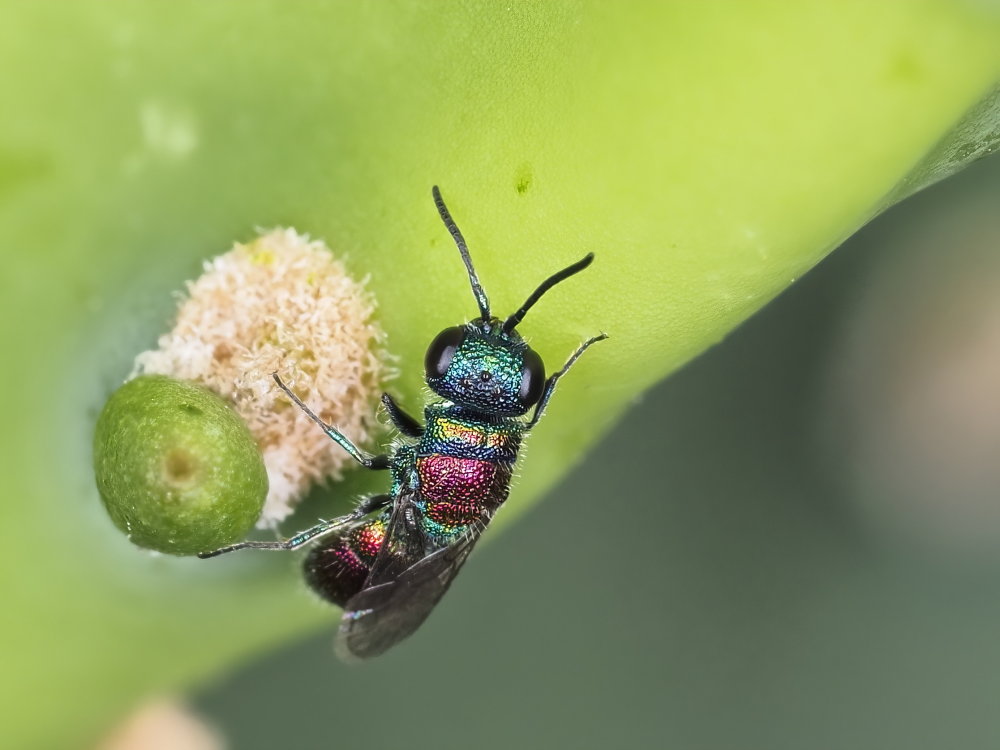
[273,374,390,470]
[348,493,393,518]
[526,333,608,429]
[381,393,424,438]
[197,495,392,558]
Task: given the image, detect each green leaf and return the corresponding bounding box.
[0,2,998,746]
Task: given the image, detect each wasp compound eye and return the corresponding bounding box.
[425,326,467,379]
[518,348,545,407]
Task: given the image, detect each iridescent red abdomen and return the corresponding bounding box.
[304,404,521,606]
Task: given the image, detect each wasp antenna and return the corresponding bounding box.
[432,186,491,320]
[503,253,595,332]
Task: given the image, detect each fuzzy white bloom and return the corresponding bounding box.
[134,229,391,526]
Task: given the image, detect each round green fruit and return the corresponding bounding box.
[93,375,268,555]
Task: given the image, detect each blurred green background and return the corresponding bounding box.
[198,154,1000,750]
[3,1,1000,748]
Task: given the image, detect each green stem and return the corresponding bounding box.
[1,2,998,747]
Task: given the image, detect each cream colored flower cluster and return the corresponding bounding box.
[134,229,391,526]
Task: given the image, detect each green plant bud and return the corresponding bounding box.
[93,375,268,556]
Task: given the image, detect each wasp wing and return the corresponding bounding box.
[334,488,489,661]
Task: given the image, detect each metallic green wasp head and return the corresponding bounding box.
[424,319,544,417]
